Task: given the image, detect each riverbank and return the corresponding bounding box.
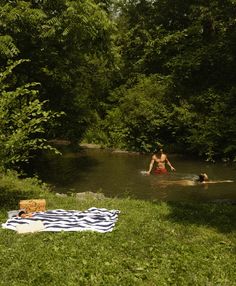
[49,139,141,154]
[0,171,235,285]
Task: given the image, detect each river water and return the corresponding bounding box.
[30,147,236,203]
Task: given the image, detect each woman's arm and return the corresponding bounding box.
[206,180,233,184]
[166,157,176,171]
[147,157,155,175]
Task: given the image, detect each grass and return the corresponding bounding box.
[0,171,235,286]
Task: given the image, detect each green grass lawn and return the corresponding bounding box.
[0,172,235,285]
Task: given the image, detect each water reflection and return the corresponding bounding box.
[29,147,236,203]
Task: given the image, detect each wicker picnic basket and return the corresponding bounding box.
[19,199,46,213]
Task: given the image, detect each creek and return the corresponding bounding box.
[29,146,236,203]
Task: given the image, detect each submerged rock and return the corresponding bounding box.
[55,193,68,198]
[75,191,105,200]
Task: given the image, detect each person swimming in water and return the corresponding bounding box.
[196,173,209,183]
[156,173,233,188]
[146,148,176,175]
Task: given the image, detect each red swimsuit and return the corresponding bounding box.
[154,167,168,174]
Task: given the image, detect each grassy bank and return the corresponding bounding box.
[0,172,235,286]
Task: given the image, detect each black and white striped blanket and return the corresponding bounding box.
[2,207,120,233]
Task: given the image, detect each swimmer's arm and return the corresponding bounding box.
[166,157,176,171]
[147,157,155,175]
[205,180,234,184]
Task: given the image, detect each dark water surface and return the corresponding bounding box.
[30,147,236,203]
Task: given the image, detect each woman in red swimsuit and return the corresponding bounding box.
[146,148,176,175]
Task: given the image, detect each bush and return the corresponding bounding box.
[0,60,63,168]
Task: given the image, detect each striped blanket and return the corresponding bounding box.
[2,207,120,233]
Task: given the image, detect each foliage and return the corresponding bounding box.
[100,74,175,152]
[1,0,236,161]
[0,35,19,59]
[94,0,236,160]
[182,89,235,160]
[0,0,119,142]
[0,60,62,168]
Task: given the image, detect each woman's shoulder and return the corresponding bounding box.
[161,153,167,159]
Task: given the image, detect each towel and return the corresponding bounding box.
[2,207,120,233]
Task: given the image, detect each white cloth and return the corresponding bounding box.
[16,220,45,233]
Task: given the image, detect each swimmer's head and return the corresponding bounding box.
[197,173,208,182]
[155,143,163,151]
[156,148,163,157]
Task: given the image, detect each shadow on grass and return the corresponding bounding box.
[0,188,36,211]
[165,201,236,234]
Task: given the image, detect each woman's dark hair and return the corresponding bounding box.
[197,174,205,182]
[18,210,26,217]
[156,148,163,157]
